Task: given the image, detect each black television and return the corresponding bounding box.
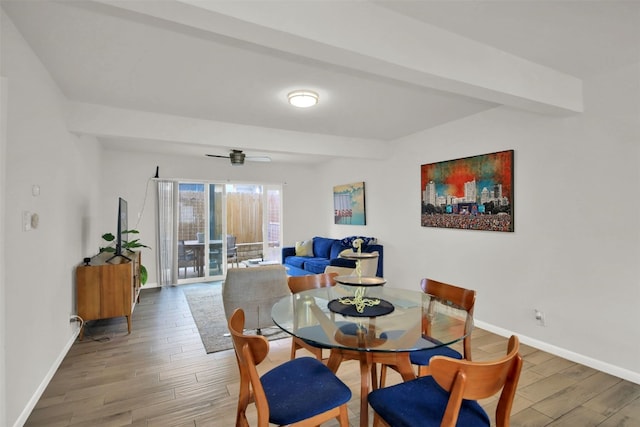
[107,197,131,262]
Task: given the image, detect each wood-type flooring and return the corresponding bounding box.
[24,284,640,426]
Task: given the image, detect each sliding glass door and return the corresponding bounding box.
[177,183,219,283]
[174,181,281,284]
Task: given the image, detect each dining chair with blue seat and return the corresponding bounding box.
[379,278,476,387]
[369,335,523,427]
[228,308,352,427]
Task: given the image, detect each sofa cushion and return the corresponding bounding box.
[304,258,332,274]
[330,241,348,259]
[284,256,308,269]
[295,239,314,257]
[313,237,335,259]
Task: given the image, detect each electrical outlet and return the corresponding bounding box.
[534,309,546,326]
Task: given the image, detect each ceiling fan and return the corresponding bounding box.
[205,149,271,166]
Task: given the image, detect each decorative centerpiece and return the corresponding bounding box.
[330,238,392,316]
[354,238,364,281]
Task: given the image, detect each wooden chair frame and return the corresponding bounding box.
[373,335,523,427]
[418,278,476,375]
[287,272,338,361]
[229,308,349,427]
[379,278,476,386]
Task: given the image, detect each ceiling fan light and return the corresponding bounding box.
[288,90,319,108]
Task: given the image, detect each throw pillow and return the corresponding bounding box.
[341,236,377,249]
[339,249,355,258]
[295,239,314,257]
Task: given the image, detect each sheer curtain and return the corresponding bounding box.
[156,180,177,286]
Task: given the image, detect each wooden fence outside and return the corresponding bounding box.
[177,190,268,261]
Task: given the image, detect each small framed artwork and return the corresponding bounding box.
[421,150,514,232]
[334,181,366,225]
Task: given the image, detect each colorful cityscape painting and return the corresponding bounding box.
[421,150,514,232]
[334,181,366,225]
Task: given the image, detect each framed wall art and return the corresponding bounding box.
[421,150,514,232]
[333,181,366,225]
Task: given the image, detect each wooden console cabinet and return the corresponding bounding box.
[76,251,141,340]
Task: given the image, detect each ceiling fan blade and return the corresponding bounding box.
[246,156,271,162]
[206,151,269,165]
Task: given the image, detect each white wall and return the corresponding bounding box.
[98,149,328,286]
[323,62,640,381]
[1,75,8,427]
[1,11,102,427]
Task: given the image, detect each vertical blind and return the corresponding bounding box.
[156,180,176,286]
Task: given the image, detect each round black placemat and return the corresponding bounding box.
[328,298,394,317]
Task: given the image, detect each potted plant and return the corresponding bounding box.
[99,230,150,285]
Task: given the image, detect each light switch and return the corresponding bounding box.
[23,211,32,231]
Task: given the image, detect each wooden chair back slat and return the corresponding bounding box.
[288,272,338,294]
[421,278,476,360]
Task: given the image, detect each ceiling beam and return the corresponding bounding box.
[65,102,390,160]
[97,0,583,115]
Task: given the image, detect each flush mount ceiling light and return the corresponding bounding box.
[287,90,319,108]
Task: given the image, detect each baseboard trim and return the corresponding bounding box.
[475,320,640,385]
[13,325,80,427]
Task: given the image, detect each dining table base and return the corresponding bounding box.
[327,349,416,427]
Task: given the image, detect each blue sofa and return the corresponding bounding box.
[282,236,383,277]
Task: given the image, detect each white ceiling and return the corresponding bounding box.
[2,0,639,164]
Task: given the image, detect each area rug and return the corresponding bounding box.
[182,282,290,354]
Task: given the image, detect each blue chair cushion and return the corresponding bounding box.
[410,345,463,366]
[368,375,490,427]
[261,357,352,425]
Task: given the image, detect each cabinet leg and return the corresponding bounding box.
[126,315,132,334]
[79,325,85,341]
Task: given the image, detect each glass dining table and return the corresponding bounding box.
[271,282,473,427]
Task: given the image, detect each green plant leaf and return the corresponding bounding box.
[140,265,148,285]
[124,239,150,250]
[102,233,115,242]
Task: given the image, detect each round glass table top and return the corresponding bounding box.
[272,285,472,353]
